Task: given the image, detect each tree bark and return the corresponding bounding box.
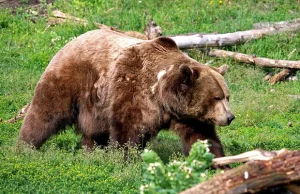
[208,49,300,69]
[169,21,300,49]
[181,149,300,194]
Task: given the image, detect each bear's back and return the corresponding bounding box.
[47,29,144,73]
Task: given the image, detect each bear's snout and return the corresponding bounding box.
[227,114,235,125]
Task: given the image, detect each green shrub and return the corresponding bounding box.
[140,140,214,194]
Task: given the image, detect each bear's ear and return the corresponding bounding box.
[211,64,228,76]
[179,65,199,90]
[152,37,178,50]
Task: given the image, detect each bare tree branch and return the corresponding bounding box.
[208,49,300,69]
[6,104,30,123]
[269,69,296,85]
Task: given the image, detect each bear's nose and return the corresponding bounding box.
[227,115,235,125]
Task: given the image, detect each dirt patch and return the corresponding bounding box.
[0,0,53,9]
[0,0,21,9]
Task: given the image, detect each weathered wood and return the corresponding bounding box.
[181,149,300,194]
[212,149,282,166]
[170,21,300,49]
[49,10,149,40]
[262,72,273,81]
[269,69,296,85]
[208,49,300,69]
[145,18,163,40]
[253,18,300,29]
[6,104,30,123]
[51,10,119,30]
[51,10,93,27]
[288,95,300,99]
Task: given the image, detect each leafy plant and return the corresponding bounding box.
[140,140,214,194]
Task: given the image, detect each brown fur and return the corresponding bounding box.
[19,29,234,157]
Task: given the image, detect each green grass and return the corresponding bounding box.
[0,0,300,193]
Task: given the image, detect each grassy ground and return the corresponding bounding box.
[0,0,300,193]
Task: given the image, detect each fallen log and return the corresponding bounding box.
[50,10,111,29]
[288,95,300,99]
[48,10,147,39]
[253,18,300,29]
[181,149,300,194]
[169,21,300,49]
[208,49,300,69]
[269,69,296,85]
[49,10,162,40]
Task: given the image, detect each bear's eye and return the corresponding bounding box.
[226,96,230,101]
[214,97,222,101]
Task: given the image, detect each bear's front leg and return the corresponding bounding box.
[172,119,226,158]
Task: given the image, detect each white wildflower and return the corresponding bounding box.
[200,139,208,144]
[147,163,156,174]
[154,162,161,166]
[184,167,192,173]
[206,147,210,153]
[139,185,145,194]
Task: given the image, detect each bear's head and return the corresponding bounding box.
[138,37,235,126]
[156,63,234,126]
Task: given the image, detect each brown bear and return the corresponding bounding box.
[18,29,235,158]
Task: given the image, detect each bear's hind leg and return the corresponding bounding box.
[19,105,75,149]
